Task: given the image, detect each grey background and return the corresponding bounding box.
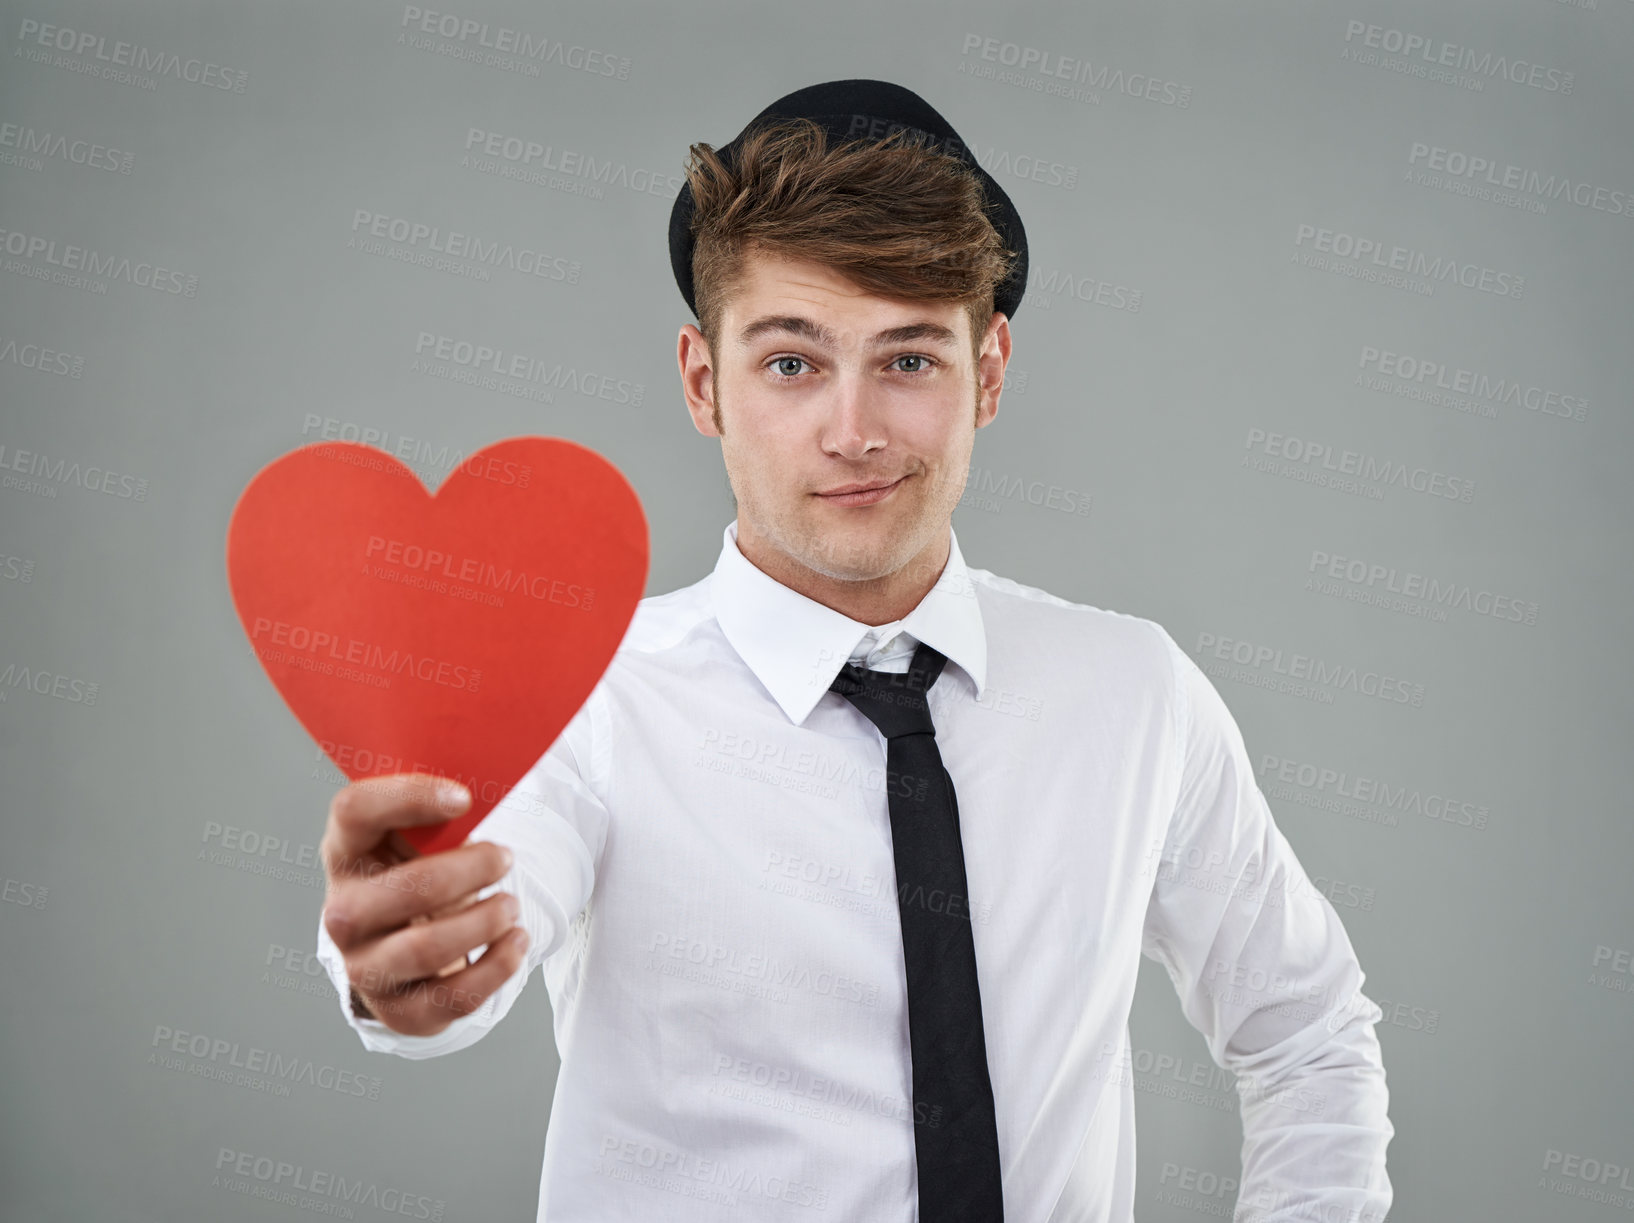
[2,0,1630,1219]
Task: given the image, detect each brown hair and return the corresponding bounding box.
[684,117,1016,404]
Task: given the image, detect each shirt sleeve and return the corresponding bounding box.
[313,685,610,1060]
[1140,625,1394,1223]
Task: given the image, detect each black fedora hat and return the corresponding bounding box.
[667,78,1029,321]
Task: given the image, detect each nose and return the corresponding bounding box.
[819,373,888,460]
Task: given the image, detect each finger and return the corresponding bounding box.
[349,891,521,999]
[413,891,488,977]
[359,926,532,1037]
[322,773,470,865]
[323,841,511,948]
[431,950,469,978]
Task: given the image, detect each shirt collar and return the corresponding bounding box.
[709,518,988,726]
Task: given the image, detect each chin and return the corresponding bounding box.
[803,524,920,582]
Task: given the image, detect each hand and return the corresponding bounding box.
[320,773,530,1037]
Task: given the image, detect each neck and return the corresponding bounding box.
[735,521,952,627]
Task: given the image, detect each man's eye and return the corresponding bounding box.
[767,355,935,378]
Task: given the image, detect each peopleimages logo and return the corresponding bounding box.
[958,32,1193,107]
[1540,1148,1634,1208]
[248,617,483,693]
[13,17,249,93]
[1307,548,1540,626]
[1194,631,1426,708]
[1293,224,1523,299]
[149,1024,382,1101]
[596,1133,831,1211]
[0,121,133,173]
[348,210,581,283]
[1407,143,1632,218]
[0,336,84,378]
[299,413,536,486]
[1028,264,1143,311]
[1341,20,1575,93]
[212,1146,446,1220]
[1259,753,1490,832]
[398,5,630,79]
[1356,345,1588,423]
[0,442,149,500]
[0,224,198,296]
[364,533,596,611]
[647,931,882,1008]
[461,128,682,201]
[1242,426,1475,503]
[413,331,643,406]
[0,661,98,706]
[841,112,1082,191]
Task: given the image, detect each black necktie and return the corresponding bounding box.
[829,639,1004,1221]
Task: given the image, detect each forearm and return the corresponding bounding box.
[1232,1001,1394,1223]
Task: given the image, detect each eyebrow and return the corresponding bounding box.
[734,315,960,351]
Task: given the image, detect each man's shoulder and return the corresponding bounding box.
[966,562,1177,660]
[613,572,716,656]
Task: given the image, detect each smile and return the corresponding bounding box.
[814,475,908,506]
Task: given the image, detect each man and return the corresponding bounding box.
[315,80,1393,1222]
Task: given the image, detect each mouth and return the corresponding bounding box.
[813,475,908,507]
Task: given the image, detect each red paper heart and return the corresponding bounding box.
[226,437,647,856]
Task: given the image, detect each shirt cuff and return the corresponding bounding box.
[313,907,508,1061]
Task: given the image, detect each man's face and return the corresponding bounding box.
[678,250,1008,590]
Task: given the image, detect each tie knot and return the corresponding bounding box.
[829,639,949,739]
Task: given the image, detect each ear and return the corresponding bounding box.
[976,311,1011,430]
[678,324,720,437]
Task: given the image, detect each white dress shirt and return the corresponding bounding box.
[315,518,1394,1222]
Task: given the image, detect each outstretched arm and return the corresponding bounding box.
[314,686,610,1060]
